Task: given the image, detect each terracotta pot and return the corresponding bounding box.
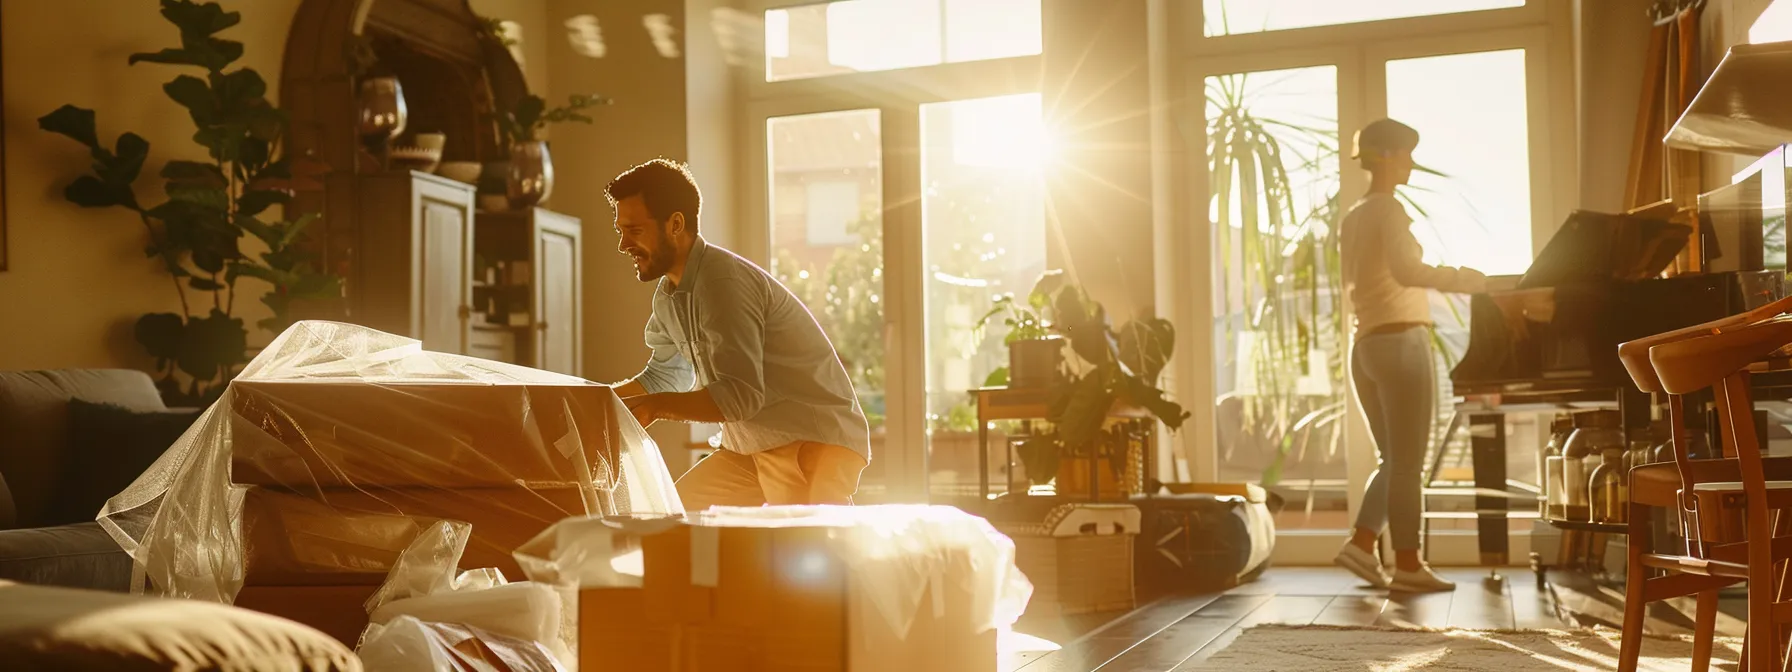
[1008,337,1064,388]
[506,140,554,208]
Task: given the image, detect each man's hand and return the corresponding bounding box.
[624,394,658,428]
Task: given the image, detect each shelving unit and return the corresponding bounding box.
[471,207,583,376]
[1666,40,1792,155]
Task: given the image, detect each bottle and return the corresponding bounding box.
[1541,415,1572,520]
[1589,447,1628,524]
[1562,409,1623,523]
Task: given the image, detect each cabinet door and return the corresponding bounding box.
[417,182,474,354]
[535,214,582,375]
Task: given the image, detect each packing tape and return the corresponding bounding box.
[691,525,719,588]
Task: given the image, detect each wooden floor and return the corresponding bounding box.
[1001,566,1747,672]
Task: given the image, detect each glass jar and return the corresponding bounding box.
[1590,447,1629,524]
[1563,409,1623,522]
[1541,415,1572,520]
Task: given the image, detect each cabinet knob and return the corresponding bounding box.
[457,305,473,319]
[536,321,549,331]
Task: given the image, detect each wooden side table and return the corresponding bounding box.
[971,386,1156,501]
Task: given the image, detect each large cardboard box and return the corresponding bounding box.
[578,524,998,672]
[241,486,592,585]
[229,380,633,491]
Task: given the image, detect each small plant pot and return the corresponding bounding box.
[1008,336,1064,389]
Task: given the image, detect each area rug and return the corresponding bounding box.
[1183,624,1742,671]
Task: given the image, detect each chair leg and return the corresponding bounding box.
[1620,505,1650,672]
[1693,589,1718,672]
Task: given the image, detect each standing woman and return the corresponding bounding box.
[1331,119,1487,593]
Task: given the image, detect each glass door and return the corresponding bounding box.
[764,108,894,501]
[1199,58,1362,544]
[918,93,1050,501]
[1369,30,1557,559]
[1195,29,1557,562]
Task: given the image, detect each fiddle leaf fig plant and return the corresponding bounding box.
[38,0,338,405]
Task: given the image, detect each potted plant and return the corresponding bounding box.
[37,0,339,406]
[985,276,1190,493]
[976,270,1069,389]
[494,93,612,208]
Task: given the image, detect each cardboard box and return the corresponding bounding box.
[242,486,593,585]
[1010,535,1133,616]
[997,503,1137,616]
[578,524,997,672]
[229,380,633,490]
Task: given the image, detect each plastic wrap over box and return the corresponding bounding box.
[94,320,685,604]
[516,505,1034,672]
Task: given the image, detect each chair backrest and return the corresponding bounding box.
[0,369,166,529]
[1649,320,1792,554]
[1619,294,1792,393]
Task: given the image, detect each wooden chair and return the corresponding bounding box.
[1649,316,1792,672]
[1614,295,1792,672]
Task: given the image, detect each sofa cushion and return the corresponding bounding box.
[0,521,131,592]
[0,370,166,529]
[0,579,360,671]
[41,401,200,527]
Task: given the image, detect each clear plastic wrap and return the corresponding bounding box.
[95,320,685,604]
[358,615,568,672]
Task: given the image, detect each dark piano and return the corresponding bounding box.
[1447,209,1785,566]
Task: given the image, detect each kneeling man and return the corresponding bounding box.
[607,158,871,512]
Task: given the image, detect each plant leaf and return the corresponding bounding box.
[134,312,186,362]
[177,308,246,381]
[107,133,151,185]
[161,160,226,188]
[164,75,217,126]
[237,188,289,217]
[38,105,100,149]
[64,175,134,209]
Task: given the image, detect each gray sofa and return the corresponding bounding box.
[0,369,173,591]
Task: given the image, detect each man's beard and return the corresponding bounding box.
[634,228,675,281]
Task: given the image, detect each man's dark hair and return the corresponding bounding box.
[606,158,702,232]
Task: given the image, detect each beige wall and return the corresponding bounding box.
[1574,0,1653,213]
[0,0,550,372]
[546,0,744,469]
[1042,0,1157,321]
[0,0,300,372]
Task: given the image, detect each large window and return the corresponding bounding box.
[766,109,889,497]
[766,0,1042,81]
[920,93,1049,498]
[1203,0,1526,37]
[1388,49,1534,277]
[752,0,1047,503]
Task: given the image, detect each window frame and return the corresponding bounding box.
[741,0,1046,500]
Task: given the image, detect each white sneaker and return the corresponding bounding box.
[1389,565,1456,593]
[1333,542,1390,588]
